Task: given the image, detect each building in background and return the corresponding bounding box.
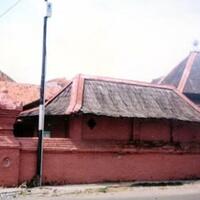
[154,51,200,106]
[0,70,68,106]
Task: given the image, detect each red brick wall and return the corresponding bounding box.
[16,138,38,184]
[2,137,200,186]
[173,121,200,143]
[82,116,171,143]
[139,119,170,142]
[0,147,19,186]
[0,109,20,135]
[0,109,21,186]
[81,116,200,144]
[43,151,200,184]
[68,116,82,140]
[15,139,200,185]
[82,115,132,141]
[2,114,200,186]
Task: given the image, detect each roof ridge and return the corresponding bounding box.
[177,52,197,92]
[80,74,176,90]
[45,81,72,106]
[158,53,190,85]
[65,74,84,114]
[172,88,200,114]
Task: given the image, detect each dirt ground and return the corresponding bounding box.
[1,180,200,200]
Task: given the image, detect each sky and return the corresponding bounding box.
[0,0,200,84]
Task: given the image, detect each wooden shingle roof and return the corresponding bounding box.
[20,74,200,122]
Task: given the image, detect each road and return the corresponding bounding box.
[15,190,200,200]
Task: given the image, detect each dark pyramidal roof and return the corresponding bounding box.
[158,51,200,95]
[20,74,200,122]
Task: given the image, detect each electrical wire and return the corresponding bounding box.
[0,0,23,19]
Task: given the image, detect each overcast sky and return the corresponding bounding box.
[0,0,200,84]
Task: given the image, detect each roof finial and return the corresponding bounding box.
[192,39,199,52]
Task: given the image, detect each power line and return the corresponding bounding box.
[0,0,23,19]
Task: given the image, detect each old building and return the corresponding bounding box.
[5,74,200,186]
[0,70,68,107]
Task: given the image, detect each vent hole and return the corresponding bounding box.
[87,118,96,129]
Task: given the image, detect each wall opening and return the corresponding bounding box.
[87,118,96,130]
[14,116,69,138]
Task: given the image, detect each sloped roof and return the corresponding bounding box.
[20,74,200,122]
[0,80,67,106]
[47,77,68,88]
[0,70,15,82]
[158,51,200,95]
[0,92,22,110]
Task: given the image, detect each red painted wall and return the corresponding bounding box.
[16,138,200,185]
[139,119,170,142]
[173,121,200,143]
[18,138,38,184]
[2,139,200,186]
[0,109,21,186]
[43,152,200,184]
[2,114,200,186]
[0,147,19,186]
[82,115,132,141]
[68,116,82,140]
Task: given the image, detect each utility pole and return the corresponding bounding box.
[36,0,52,186]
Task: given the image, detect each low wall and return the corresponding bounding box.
[16,138,200,185]
[1,137,200,186]
[0,136,20,186]
[43,152,200,184]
